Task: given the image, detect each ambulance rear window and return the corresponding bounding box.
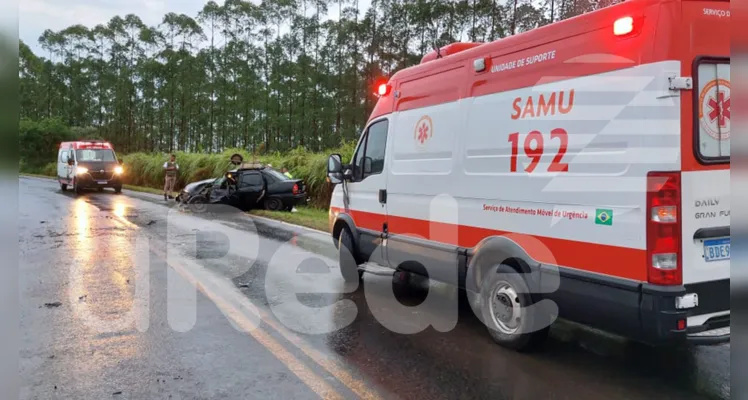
[695,59,730,163]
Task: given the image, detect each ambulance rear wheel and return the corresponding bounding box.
[480,264,550,352]
[338,227,363,283]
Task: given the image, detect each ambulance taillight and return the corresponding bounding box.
[646,171,682,286]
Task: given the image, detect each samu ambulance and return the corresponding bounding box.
[326,0,730,351]
[58,140,124,194]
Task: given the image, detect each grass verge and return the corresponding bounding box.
[19,172,330,232]
[249,207,329,232]
[123,184,164,195]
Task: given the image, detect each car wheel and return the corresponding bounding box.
[188,196,208,213]
[97,187,104,192]
[480,264,550,352]
[114,185,122,194]
[60,183,67,191]
[264,197,283,211]
[73,180,83,195]
[338,227,363,283]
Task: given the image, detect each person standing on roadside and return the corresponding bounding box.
[163,154,179,200]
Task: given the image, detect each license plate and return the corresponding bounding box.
[97,181,107,185]
[704,238,730,262]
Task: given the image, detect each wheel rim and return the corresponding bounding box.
[190,197,207,212]
[488,281,522,334]
[269,199,281,210]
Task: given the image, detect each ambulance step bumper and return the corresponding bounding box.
[687,326,730,345]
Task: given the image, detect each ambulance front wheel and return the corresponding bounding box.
[480,264,550,352]
[60,183,67,191]
[338,227,363,283]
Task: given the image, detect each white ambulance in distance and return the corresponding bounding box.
[325,0,730,351]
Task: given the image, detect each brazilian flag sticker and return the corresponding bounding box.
[595,209,613,226]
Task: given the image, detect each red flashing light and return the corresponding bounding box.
[75,141,112,150]
[614,16,634,36]
[377,83,391,97]
[646,171,682,286]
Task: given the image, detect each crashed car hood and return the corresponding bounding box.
[183,178,216,194]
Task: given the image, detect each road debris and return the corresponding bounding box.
[44,302,62,308]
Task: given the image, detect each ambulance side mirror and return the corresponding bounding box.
[327,154,344,184]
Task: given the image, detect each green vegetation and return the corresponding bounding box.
[118,143,355,208]
[250,207,330,232]
[20,118,356,208]
[18,1,598,156]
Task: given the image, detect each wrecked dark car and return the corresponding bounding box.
[177,164,307,212]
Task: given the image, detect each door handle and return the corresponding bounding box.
[379,189,387,204]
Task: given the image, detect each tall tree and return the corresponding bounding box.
[20,0,579,154]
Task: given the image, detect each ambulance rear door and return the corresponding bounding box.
[681,59,730,289]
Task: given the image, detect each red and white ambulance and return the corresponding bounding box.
[326,0,729,350]
[58,140,124,194]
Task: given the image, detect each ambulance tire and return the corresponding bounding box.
[480,264,550,352]
[60,183,67,191]
[338,227,363,283]
[73,180,83,195]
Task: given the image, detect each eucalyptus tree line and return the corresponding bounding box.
[19,0,607,154]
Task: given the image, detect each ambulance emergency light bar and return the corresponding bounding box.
[73,140,112,149]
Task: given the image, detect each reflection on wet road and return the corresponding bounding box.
[18,177,729,400]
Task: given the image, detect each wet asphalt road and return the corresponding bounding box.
[18,176,729,400]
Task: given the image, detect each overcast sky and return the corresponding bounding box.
[20,0,372,56]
